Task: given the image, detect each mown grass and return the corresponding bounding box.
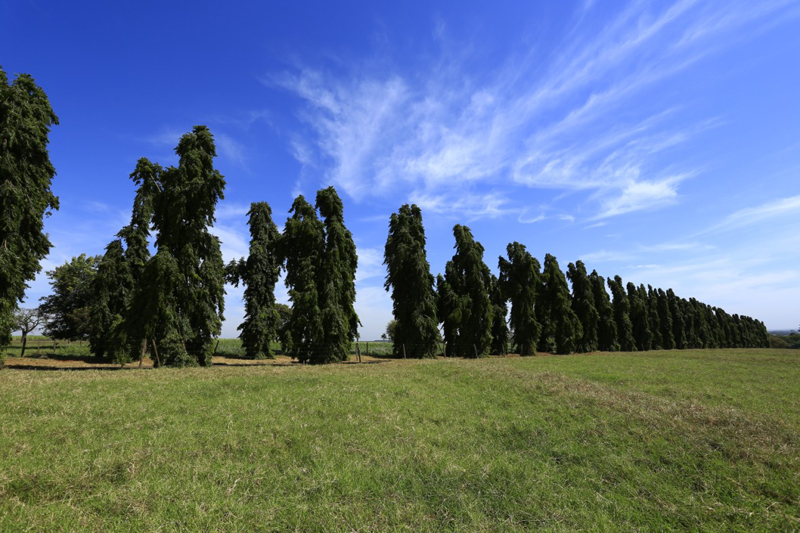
[1,349,798,530]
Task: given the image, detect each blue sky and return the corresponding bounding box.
[3,0,800,338]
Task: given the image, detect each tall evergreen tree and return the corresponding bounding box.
[88,240,133,361]
[384,204,441,358]
[657,288,675,350]
[498,242,541,356]
[567,261,599,352]
[439,225,493,357]
[316,187,359,363]
[540,254,582,354]
[647,285,663,350]
[132,126,226,366]
[608,276,636,351]
[282,195,325,363]
[667,289,687,349]
[627,282,652,351]
[0,69,59,351]
[489,273,509,355]
[228,202,281,359]
[590,270,619,351]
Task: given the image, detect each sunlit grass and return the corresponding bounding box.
[1,349,798,529]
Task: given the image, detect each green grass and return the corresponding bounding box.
[1,349,798,530]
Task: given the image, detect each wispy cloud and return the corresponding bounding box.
[702,195,800,234]
[269,1,791,220]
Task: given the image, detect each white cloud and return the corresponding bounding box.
[271,1,792,220]
[703,195,800,234]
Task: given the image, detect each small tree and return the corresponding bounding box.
[12,308,43,357]
[381,320,397,342]
[40,254,100,341]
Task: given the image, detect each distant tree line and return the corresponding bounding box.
[384,204,769,358]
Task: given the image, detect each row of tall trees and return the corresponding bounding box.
[229,189,359,364]
[384,204,769,358]
[77,126,359,365]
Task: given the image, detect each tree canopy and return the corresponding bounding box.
[0,68,59,348]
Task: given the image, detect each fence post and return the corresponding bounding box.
[366,342,369,356]
[402,344,406,359]
[443,342,446,358]
[356,342,361,363]
[474,344,478,358]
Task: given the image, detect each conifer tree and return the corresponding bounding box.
[540,254,582,354]
[0,69,59,350]
[132,126,226,366]
[88,240,133,361]
[282,195,325,363]
[439,225,493,357]
[316,187,359,363]
[627,282,652,351]
[646,286,663,349]
[608,276,636,351]
[498,242,541,356]
[567,261,599,352]
[384,204,441,358]
[657,288,675,349]
[667,289,687,349]
[489,273,509,355]
[228,202,281,359]
[590,270,619,351]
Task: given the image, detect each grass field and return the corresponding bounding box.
[1,348,798,530]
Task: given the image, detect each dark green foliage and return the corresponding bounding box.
[40,254,100,341]
[607,276,636,352]
[438,225,493,358]
[88,240,133,361]
[316,187,359,363]
[656,289,675,350]
[0,69,59,348]
[282,195,325,363]
[381,320,397,341]
[498,242,541,356]
[667,289,687,349]
[646,286,663,350]
[275,303,292,352]
[130,126,226,367]
[590,271,618,351]
[229,202,281,359]
[540,254,582,354]
[383,204,441,358]
[489,274,509,355]
[567,261,599,353]
[627,282,651,351]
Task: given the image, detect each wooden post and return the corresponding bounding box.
[474,344,478,358]
[443,342,446,358]
[151,339,161,368]
[356,342,361,363]
[402,344,406,359]
[366,342,369,356]
[213,339,220,356]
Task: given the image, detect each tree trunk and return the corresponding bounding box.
[20,332,28,358]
